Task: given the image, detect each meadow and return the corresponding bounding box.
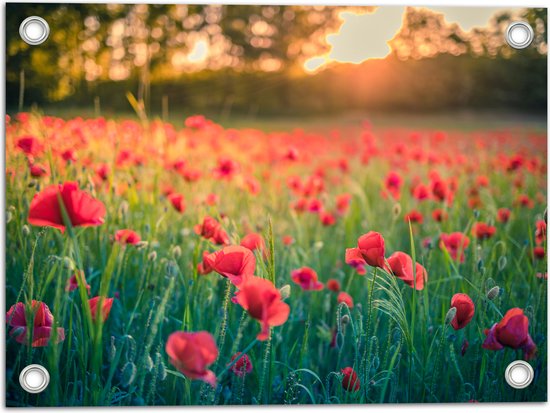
[4,110,547,405]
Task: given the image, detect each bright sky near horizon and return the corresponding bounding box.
[304,6,524,72]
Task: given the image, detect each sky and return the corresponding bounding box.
[304,6,524,72]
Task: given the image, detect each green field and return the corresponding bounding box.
[5,110,547,405]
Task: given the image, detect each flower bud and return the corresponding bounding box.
[144,354,154,371]
[279,284,291,300]
[392,203,402,218]
[486,286,500,300]
[118,201,129,217]
[445,307,457,325]
[121,361,137,387]
[63,256,76,271]
[108,336,117,362]
[22,225,30,237]
[157,353,167,381]
[497,256,507,271]
[172,245,182,259]
[135,241,149,250]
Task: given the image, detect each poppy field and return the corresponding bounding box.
[4,112,548,405]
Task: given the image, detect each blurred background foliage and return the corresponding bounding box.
[5,4,548,117]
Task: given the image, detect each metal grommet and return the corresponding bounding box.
[505,360,534,389]
[505,21,534,50]
[19,16,50,46]
[19,364,50,394]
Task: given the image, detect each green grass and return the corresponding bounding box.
[4,110,547,406]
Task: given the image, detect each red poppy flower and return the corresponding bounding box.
[16,136,43,156]
[194,216,229,245]
[229,352,253,377]
[291,267,324,291]
[284,146,299,161]
[244,176,261,195]
[195,216,220,239]
[28,182,106,233]
[476,175,490,187]
[482,308,537,360]
[6,300,65,347]
[386,251,427,290]
[507,154,524,171]
[449,293,475,330]
[291,198,308,214]
[320,211,336,226]
[182,168,202,183]
[412,183,430,201]
[165,331,218,387]
[432,209,448,222]
[535,219,546,245]
[61,149,77,163]
[66,270,91,294]
[336,193,352,215]
[213,157,240,180]
[282,235,295,246]
[341,367,360,392]
[431,178,448,202]
[404,210,423,224]
[308,199,323,213]
[346,231,386,271]
[337,292,354,309]
[287,176,303,193]
[204,246,256,286]
[115,229,141,245]
[204,193,219,206]
[240,233,267,258]
[168,193,186,213]
[185,115,209,129]
[358,231,386,267]
[516,194,534,209]
[197,251,214,275]
[236,276,290,340]
[496,208,511,223]
[327,279,341,292]
[439,232,470,263]
[211,228,230,245]
[345,248,367,275]
[95,164,110,181]
[384,171,402,200]
[471,222,496,240]
[89,296,114,322]
[29,163,48,177]
[533,246,545,260]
